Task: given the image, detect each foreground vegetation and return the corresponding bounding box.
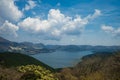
[56,51,120,80]
[0,65,58,80]
[0,52,58,80]
[0,51,120,80]
[17,65,58,80]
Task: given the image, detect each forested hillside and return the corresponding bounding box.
[0,52,57,80]
[0,51,120,80]
[56,51,120,80]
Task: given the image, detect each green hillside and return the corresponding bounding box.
[0,52,58,80]
[0,52,54,71]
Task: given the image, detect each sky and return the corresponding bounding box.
[0,0,120,46]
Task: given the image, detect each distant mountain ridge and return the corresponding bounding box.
[0,37,11,43]
[0,37,52,54]
[0,36,120,54]
[46,45,120,52]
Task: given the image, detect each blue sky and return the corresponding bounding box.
[0,0,120,45]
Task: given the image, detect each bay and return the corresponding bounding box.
[31,51,93,68]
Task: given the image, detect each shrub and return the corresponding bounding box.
[17,65,58,80]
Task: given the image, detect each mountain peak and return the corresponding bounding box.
[0,37,11,43]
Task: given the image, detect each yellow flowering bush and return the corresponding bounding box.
[17,65,58,80]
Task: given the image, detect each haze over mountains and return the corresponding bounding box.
[0,36,120,54]
[0,36,50,54]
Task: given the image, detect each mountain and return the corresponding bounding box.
[57,45,82,52]
[0,37,13,52]
[0,36,120,54]
[46,45,120,52]
[0,37,11,43]
[0,37,52,54]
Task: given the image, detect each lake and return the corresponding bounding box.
[31,51,93,68]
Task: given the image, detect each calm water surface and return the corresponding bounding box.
[31,51,93,68]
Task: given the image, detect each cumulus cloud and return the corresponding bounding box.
[22,0,36,11]
[0,0,23,22]
[101,25,120,36]
[18,9,101,40]
[18,17,50,33]
[0,20,19,37]
[101,25,114,33]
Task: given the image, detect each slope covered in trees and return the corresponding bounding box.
[56,51,120,80]
[0,52,54,71]
[0,52,58,80]
[0,51,120,80]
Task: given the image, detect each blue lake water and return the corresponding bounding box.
[31,51,93,68]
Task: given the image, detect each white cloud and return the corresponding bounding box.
[0,0,23,22]
[85,9,101,20]
[71,39,75,42]
[101,25,114,33]
[18,17,50,33]
[91,9,101,19]
[23,0,36,11]
[18,9,101,40]
[61,15,87,35]
[114,28,120,36]
[101,25,120,36]
[0,20,19,37]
